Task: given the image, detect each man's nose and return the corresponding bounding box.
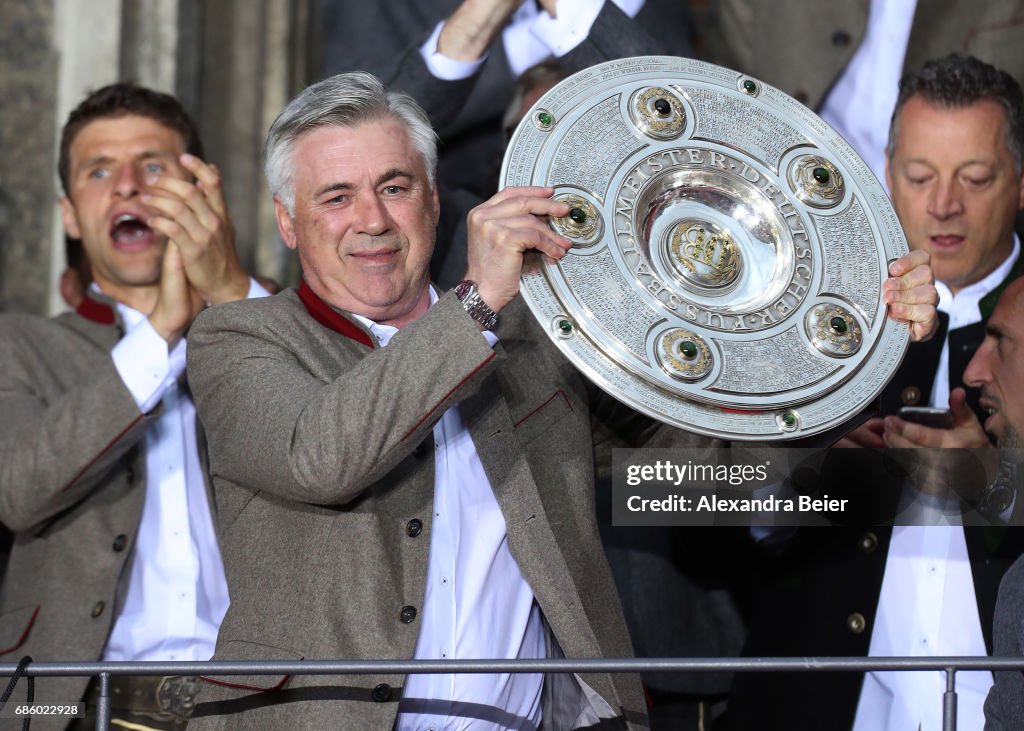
[353,192,390,235]
[927,178,965,219]
[963,340,993,388]
[113,163,143,198]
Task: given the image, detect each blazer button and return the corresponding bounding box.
[900,386,921,405]
[91,601,105,618]
[400,605,417,623]
[406,519,423,538]
[831,30,852,47]
[793,90,809,104]
[112,534,127,552]
[857,532,878,554]
[371,683,392,702]
[847,612,866,634]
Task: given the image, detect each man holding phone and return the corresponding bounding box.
[852,53,1024,449]
[730,54,1024,731]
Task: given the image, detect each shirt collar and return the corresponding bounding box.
[85,282,146,328]
[350,286,440,348]
[934,234,1020,318]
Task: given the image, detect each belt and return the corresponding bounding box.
[83,675,200,722]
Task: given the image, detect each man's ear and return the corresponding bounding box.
[431,185,440,227]
[274,198,298,250]
[59,196,81,239]
[884,152,894,192]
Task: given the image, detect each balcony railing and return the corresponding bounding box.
[5,656,1024,731]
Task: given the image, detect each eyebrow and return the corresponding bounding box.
[313,168,415,199]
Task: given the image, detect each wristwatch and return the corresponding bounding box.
[454,280,498,330]
[977,458,1018,517]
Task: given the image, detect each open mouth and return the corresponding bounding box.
[109,214,154,248]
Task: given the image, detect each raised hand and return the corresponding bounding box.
[883,248,939,343]
[147,242,206,345]
[465,186,571,314]
[143,154,250,306]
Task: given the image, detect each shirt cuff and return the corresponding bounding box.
[420,19,487,81]
[530,0,645,59]
[111,318,184,414]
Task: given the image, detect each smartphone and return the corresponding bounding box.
[898,406,954,429]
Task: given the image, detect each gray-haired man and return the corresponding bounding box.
[185,71,936,730]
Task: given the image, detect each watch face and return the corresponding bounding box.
[983,485,1013,515]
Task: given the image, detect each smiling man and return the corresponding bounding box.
[181,71,937,731]
[0,83,267,730]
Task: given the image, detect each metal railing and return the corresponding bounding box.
[4,656,1024,731]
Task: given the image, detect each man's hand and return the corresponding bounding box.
[148,242,206,345]
[465,186,571,313]
[143,154,250,305]
[882,388,990,449]
[883,249,938,342]
[882,389,995,499]
[834,417,886,449]
[437,0,524,62]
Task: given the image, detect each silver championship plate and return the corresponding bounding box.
[500,56,910,441]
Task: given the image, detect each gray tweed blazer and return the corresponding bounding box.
[184,287,710,730]
[0,293,157,731]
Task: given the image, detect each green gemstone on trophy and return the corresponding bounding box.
[536,111,552,126]
[558,319,573,333]
[782,411,796,427]
[742,79,756,94]
[812,166,830,184]
[654,98,671,116]
[829,316,848,334]
[679,340,698,359]
[568,207,587,224]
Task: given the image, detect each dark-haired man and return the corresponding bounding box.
[729,54,1024,731]
[976,278,1024,730]
[0,83,267,730]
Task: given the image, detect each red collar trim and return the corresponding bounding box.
[297,280,375,349]
[76,294,116,325]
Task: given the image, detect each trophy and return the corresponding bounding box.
[500,56,909,441]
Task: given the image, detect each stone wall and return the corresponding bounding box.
[0,0,59,314]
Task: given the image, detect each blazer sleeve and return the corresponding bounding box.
[984,556,1024,730]
[187,292,498,507]
[384,44,482,134]
[0,318,149,532]
[561,0,694,72]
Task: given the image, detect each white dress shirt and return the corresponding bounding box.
[852,241,1019,731]
[853,525,991,731]
[819,0,917,189]
[353,290,546,731]
[102,279,269,662]
[420,0,645,80]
